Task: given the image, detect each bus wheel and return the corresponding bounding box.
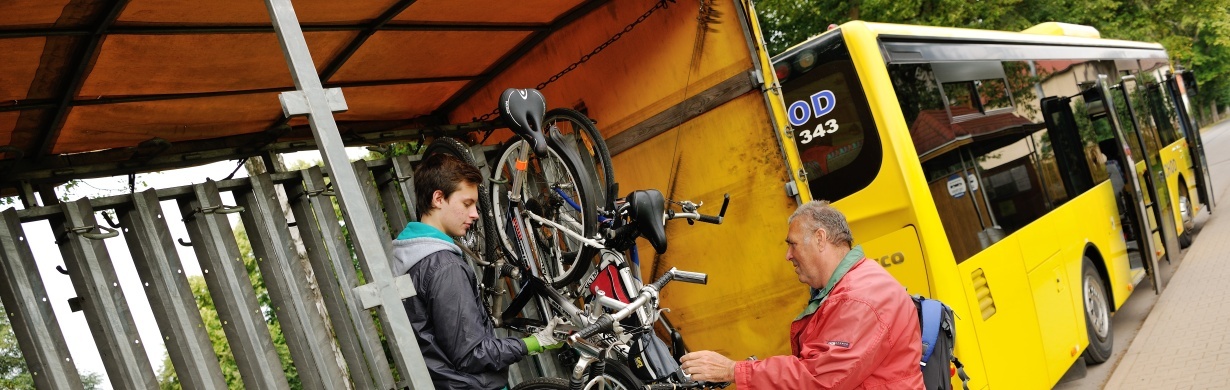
[1081,257,1113,364]
[1178,183,1194,248]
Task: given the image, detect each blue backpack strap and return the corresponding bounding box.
[919,298,942,364]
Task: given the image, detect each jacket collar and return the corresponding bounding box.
[795,245,864,320]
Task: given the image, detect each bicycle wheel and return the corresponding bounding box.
[490,139,599,289]
[584,358,646,390]
[513,377,570,390]
[510,359,645,390]
[422,137,498,266]
[545,108,615,208]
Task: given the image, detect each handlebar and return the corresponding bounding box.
[666,193,729,225]
[572,268,708,340]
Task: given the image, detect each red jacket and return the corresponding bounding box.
[734,258,924,389]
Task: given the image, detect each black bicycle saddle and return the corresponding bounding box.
[628,189,667,254]
[498,88,549,155]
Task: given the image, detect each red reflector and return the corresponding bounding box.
[774,63,790,81]
[950,363,956,377]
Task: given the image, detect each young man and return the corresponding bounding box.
[679,200,924,389]
[392,153,560,390]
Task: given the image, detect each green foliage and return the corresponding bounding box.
[155,225,300,389]
[0,305,104,389]
[754,0,1230,112]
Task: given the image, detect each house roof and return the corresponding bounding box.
[910,106,1038,161]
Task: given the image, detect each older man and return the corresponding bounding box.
[679,200,923,389]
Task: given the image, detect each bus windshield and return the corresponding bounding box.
[773,31,881,202]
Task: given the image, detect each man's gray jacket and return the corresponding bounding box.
[394,223,527,390]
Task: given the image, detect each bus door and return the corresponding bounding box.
[1165,70,1216,212]
[1115,74,1183,269]
[1072,75,1166,292]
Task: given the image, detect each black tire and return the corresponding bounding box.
[511,359,645,390]
[545,108,615,209]
[490,139,599,289]
[513,377,570,390]
[1178,180,1194,248]
[586,358,647,390]
[1081,257,1114,364]
[422,137,498,266]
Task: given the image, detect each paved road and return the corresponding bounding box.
[1054,120,1230,389]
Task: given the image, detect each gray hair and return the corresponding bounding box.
[788,200,853,247]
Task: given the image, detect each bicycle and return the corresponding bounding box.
[494,188,728,334]
[490,89,729,389]
[542,107,616,210]
[503,189,728,390]
[513,268,729,390]
[492,88,603,290]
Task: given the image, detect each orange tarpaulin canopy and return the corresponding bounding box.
[0,0,596,187]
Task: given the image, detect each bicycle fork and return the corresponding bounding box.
[505,142,553,281]
[569,341,607,390]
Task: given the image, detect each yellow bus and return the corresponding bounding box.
[765,21,1213,388]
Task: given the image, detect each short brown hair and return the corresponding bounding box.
[413,153,483,219]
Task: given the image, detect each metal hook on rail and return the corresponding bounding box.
[101,210,122,228]
[80,226,119,240]
[182,204,246,221]
[64,224,119,241]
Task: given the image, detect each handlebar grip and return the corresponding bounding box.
[671,270,708,285]
[648,270,676,292]
[576,314,615,340]
[696,214,722,225]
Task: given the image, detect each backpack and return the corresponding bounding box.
[913,296,970,390]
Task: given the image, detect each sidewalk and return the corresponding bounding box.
[1105,195,1230,385]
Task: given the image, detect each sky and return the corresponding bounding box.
[2,148,370,388]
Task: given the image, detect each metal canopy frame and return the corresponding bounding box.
[263,0,433,387]
[0,0,610,192]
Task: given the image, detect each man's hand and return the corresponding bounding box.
[679,350,736,383]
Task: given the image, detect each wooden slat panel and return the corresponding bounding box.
[289,166,396,388]
[234,172,347,389]
[55,198,158,389]
[0,209,85,390]
[179,181,290,390]
[118,189,228,389]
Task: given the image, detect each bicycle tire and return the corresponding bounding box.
[513,377,570,390]
[510,358,645,390]
[422,137,498,266]
[585,357,646,390]
[490,138,598,289]
[545,108,615,208]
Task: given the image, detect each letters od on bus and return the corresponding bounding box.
[788,90,840,145]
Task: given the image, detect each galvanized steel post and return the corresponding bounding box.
[262,0,434,388]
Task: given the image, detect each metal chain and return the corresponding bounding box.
[475,0,676,122]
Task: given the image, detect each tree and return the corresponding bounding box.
[0,305,104,389]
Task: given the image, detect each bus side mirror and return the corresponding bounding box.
[1183,70,1199,95]
[1081,86,1107,120]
